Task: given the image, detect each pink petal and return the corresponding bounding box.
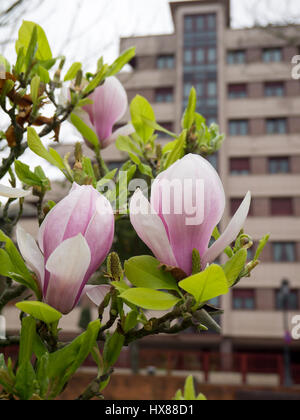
[16,225,44,290]
[75,195,115,302]
[202,191,252,266]
[91,77,128,143]
[101,123,135,149]
[130,189,177,267]
[85,285,111,307]
[45,234,91,314]
[151,154,225,275]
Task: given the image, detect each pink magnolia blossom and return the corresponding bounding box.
[81,76,134,149]
[130,154,251,276]
[16,183,114,314]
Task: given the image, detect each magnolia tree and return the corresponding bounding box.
[0,21,269,401]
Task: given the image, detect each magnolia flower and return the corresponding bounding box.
[0,184,30,198]
[130,154,251,276]
[80,76,134,149]
[16,183,115,314]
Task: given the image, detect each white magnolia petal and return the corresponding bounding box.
[202,191,252,266]
[45,234,91,314]
[0,184,30,199]
[16,225,44,289]
[85,285,111,307]
[130,189,177,267]
[102,123,135,149]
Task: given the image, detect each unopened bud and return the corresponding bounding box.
[107,252,123,281]
[74,142,83,162]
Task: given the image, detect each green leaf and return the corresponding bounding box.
[164,130,186,170]
[35,64,50,83]
[15,160,48,188]
[106,47,136,77]
[16,21,52,62]
[0,55,10,72]
[18,316,36,365]
[125,256,179,292]
[47,320,100,398]
[120,288,181,311]
[16,301,62,325]
[64,62,82,81]
[141,117,177,138]
[36,353,50,399]
[15,361,36,400]
[124,310,139,333]
[30,75,40,104]
[0,230,40,296]
[96,168,118,189]
[27,127,65,171]
[138,163,153,178]
[179,265,229,305]
[130,95,156,142]
[223,249,247,287]
[116,135,143,157]
[184,376,196,400]
[103,331,125,370]
[70,112,99,149]
[182,87,197,130]
[83,65,109,95]
[254,234,270,262]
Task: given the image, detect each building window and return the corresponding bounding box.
[233,289,256,310]
[265,82,285,97]
[266,118,287,134]
[263,48,283,63]
[276,290,299,311]
[269,157,290,174]
[155,88,174,103]
[208,47,217,63]
[273,242,296,262]
[157,55,175,69]
[228,84,247,99]
[195,47,205,64]
[227,50,246,65]
[229,120,249,136]
[271,198,294,216]
[184,49,193,64]
[230,158,251,175]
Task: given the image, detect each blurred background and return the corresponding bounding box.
[1,0,300,400]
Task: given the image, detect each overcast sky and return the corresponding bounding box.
[0,0,299,191]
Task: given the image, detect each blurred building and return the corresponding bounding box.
[116,0,300,382]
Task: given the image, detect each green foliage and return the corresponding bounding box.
[70,112,99,150]
[0,230,40,298]
[125,256,179,292]
[15,160,50,189]
[106,47,136,77]
[64,62,82,81]
[174,376,207,401]
[223,249,248,287]
[103,331,125,371]
[120,288,181,311]
[179,265,229,306]
[16,301,62,325]
[182,87,197,130]
[130,95,156,142]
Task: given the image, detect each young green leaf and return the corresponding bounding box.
[64,62,82,81]
[70,112,99,150]
[125,256,179,292]
[16,21,52,62]
[223,249,248,287]
[15,160,47,188]
[16,301,62,325]
[120,288,181,311]
[179,265,229,305]
[130,95,156,142]
[106,47,136,77]
[182,87,197,130]
[164,130,186,170]
[103,331,125,370]
[30,75,41,104]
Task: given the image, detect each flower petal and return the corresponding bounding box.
[85,285,111,307]
[130,189,177,267]
[91,77,128,142]
[202,191,252,266]
[102,123,135,149]
[0,184,30,199]
[16,225,44,290]
[151,154,225,275]
[45,234,91,314]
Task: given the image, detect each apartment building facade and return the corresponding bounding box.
[117,0,300,362]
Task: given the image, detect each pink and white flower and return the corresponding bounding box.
[16,183,115,314]
[0,184,30,198]
[130,154,251,276]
